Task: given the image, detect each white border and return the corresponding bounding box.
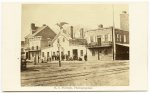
[1,2,148,92]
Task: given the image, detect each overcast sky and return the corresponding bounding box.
[22,4,128,40]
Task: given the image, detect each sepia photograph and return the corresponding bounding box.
[21,4,129,86]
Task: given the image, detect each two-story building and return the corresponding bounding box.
[85,25,113,61]
[24,23,56,63]
[41,26,87,62]
[85,26,129,61]
[84,11,129,61]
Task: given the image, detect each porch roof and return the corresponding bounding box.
[116,43,129,47]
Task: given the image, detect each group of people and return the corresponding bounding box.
[41,54,87,62]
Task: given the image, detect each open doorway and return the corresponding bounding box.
[73,49,78,60]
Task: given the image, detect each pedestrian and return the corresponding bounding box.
[38,56,40,63]
[84,54,87,61]
[34,56,36,65]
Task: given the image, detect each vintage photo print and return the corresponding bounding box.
[21,4,129,86]
[2,2,148,92]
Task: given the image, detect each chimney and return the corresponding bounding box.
[43,24,46,26]
[122,11,127,14]
[98,24,103,29]
[120,11,129,31]
[80,28,84,38]
[31,23,36,34]
[70,26,73,39]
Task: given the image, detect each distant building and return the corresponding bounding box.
[24,23,56,63]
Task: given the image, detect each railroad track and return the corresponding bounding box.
[21,66,129,86]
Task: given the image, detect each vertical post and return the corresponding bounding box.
[98,49,100,60]
[58,39,61,67]
[112,4,116,60]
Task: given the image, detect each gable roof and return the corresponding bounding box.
[50,31,72,45]
[31,25,47,36]
[24,25,56,40]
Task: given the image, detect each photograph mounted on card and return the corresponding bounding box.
[2,3,148,92]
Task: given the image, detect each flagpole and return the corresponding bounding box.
[112,4,116,60]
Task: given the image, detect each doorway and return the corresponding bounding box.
[73,49,78,60]
[97,38,101,46]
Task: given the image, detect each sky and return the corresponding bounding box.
[21,4,128,40]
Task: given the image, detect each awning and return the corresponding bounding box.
[87,45,112,49]
[116,43,129,47]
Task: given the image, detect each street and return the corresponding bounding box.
[21,60,129,86]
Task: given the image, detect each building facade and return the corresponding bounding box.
[24,23,56,63]
[85,26,129,61]
[41,26,87,62]
[85,26,113,61]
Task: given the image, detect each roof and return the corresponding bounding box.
[50,31,72,45]
[24,34,31,38]
[24,26,46,39]
[86,26,129,32]
[86,26,112,32]
[24,25,56,40]
[31,25,47,37]
[116,43,129,47]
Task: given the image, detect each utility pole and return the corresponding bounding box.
[56,22,69,67]
[112,4,116,60]
[57,39,61,67]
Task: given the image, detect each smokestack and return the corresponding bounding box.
[80,28,84,39]
[122,11,127,14]
[98,24,103,29]
[70,26,73,39]
[43,24,46,26]
[31,23,36,34]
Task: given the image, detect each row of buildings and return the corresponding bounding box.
[21,11,129,63]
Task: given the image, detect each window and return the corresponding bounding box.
[68,51,70,56]
[53,52,55,55]
[42,52,44,57]
[92,50,95,56]
[36,46,38,50]
[63,38,65,42]
[120,35,122,42]
[90,36,94,42]
[117,34,119,41]
[47,52,49,57]
[32,46,34,50]
[32,52,34,57]
[105,34,108,41]
[108,34,110,41]
[124,35,126,42]
[80,50,83,56]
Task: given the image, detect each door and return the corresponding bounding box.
[73,49,78,60]
[26,52,28,59]
[97,38,101,46]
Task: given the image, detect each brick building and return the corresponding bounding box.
[24,23,56,63]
